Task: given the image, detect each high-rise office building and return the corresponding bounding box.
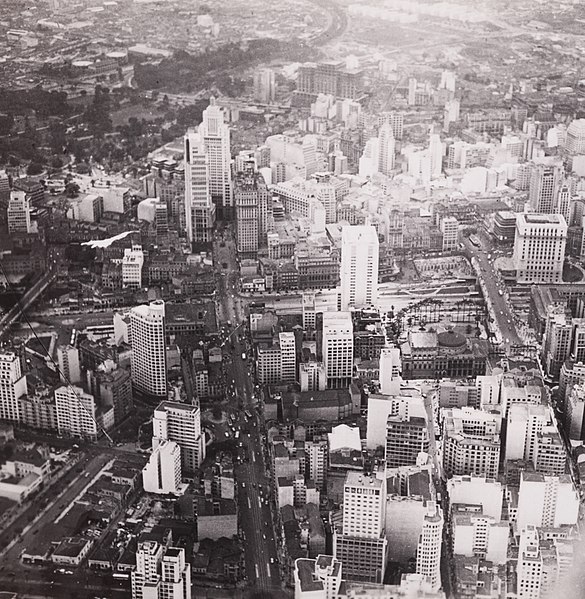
[565,383,585,442]
[87,362,133,425]
[385,415,429,469]
[235,161,270,256]
[333,472,388,583]
[322,312,353,389]
[295,61,363,102]
[279,331,296,383]
[415,501,443,592]
[340,225,379,311]
[198,98,232,218]
[56,345,81,384]
[253,68,276,103]
[129,300,167,398]
[379,111,404,140]
[142,439,182,495]
[565,119,585,155]
[7,190,31,234]
[541,308,572,380]
[342,473,385,537]
[516,471,579,529]
[512,213,567,284]
[442,407,501,479]
[121,245,144,289]
[153,401,205,475]
[0,352,26,423]
[184,130,215,244]
[528,159,563,213]
[505,404,550,464]
[429,133,443,178]
[305,439,328,491]
[54,385,105,440]
[299,361,327,391]
[451,505,508,565]
[447,474,503,521]
[132,541,191,599]
[440,216,459,251]
[377,122,395,176]
[517,526,542,599]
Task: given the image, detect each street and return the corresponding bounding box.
[213,225,281,593]
[461,234,523,349]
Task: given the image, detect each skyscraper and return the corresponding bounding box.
[198,98,232,219]
[279,331,296,383]
[234,161,270,256]
[377,122,395,176]
[333,472,388,583]
[429,133,443,178]
[253,68,276,103]
[385,414,429,469]
[184,129,215,244]
[7,190,31,234]
[142,439,182,495]
[528,158,563,213]
[340,225,379,311]
[322,312,353,389]
[565,119,585,155]
[0,352,26,423]
[54,385,105,440]
[512,213,567,284]
[129,300,167,398]
[516,526,542,599]
[132,541,191,599]
[56,345,81,384]
[153,401,205,475]
[415,501,443,592]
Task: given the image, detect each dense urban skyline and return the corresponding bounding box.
[1,0,585,598]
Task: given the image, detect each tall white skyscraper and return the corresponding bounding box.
[132,541,191,599]
[342,472,386,538]
[565,119,585,155]
[198,98,232,218]
[153,401,205,475]
[56,345,81,384]
[322,312,353,389]
[528,158,563,213]
[234,161,270,255]
[377,122,395,176]
[253,67,276,103]
[7,190,31,234]
[429,133,443,178]
[184,130,215,244]
[129,300,167,398]
[415,501,443,592]
[0,352,26,423]
[279,331,296,383]
[340,225,379,311]
[142,439,182,495]
[516,471,579,529]
[512,213,567,284]
[54,385,103,440]
[334,471,388,583]
[516,526,542,599]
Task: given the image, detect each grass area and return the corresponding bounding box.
[563,263,583,283]
[110,104,166,127]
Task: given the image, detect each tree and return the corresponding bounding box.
[49,122,67,153]
[27,162,43,175]
[0,114,13,136]
[65,181,80,198]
